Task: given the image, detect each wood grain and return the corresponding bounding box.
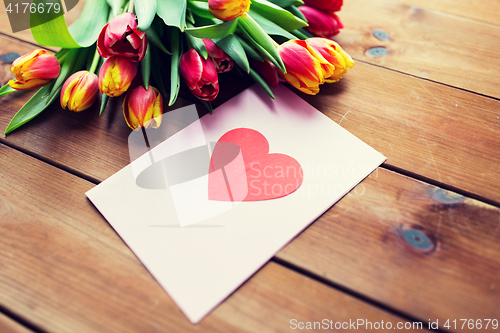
[0,143,426,332]
[0,313,32,333]
[335,0,500,99]
[277,167,500,332]
[2,35,500,202]
[392,0,500,26]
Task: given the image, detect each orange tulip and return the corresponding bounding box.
[208,0,251,21]
[123,86,163,130]
[9,49,60,91]
[60,71,99,112]
[98,56,137,97]
[306,38,354,83]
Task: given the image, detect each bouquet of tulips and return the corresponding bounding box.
[0,0,353,135]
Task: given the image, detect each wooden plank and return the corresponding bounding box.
[2,34,499,206]
[392,0,500,26]
[0,313,32,333]
[0,143,426,332]
[335,0,500,98]
[277,167,500,332]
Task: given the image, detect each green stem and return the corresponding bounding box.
[128,0,134,13]
[89,47,101,74]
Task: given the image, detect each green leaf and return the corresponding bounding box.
[4,84,60,136]
[135,0,157,31]
[248,67,275,99]
[157,0,187,31]
[106,0,126,17]
[185,33,208,59]
[287,5,307,21]
[0,84,16,98]
[169,28,182,106]
[187,1,214,19]
[268,0,303,7]
[238,14,285,73]
[146,28,172,55]
[30,0,110,48]
[100,94,109,115]
[251,0,308,31]
[250,10,297,40]
[141,45,152,90]
[150,47,169,98]
[236,36,264,62]
[291,29,308,39]
[214,35,250,73]
[185,19,238,39]
[199,100,213,114]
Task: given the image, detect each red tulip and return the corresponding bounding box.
[179,49,219,101]
[303,0,343,12]
[299,6,343,38]
[60,71,99,112]
[203,39,234,73]
[98,56,137,97]
[123,86,163,130]
[9,49,60,91]
[97,12,147,62]
[250,59,279,87]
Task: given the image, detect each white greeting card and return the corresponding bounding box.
[86,85,386,323]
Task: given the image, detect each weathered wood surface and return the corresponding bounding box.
[2,35,499,202]
[392,0,500,26]
[277,167,500,332]
[336,0,500,99]
[0,313,33,333]
[0,143,427,332]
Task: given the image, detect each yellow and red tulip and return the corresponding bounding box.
[203,39,234,73]
[299,6,343,37]
[277,40,329,95]
[8,49,60,91]
[180,49,219,101]
[60,70,99,112]
[208,0,251,21]
[123,86,163,130]
[306,38,354,83]
[97,12,147,62]
[98,56,137,97]
[303,0,343,12]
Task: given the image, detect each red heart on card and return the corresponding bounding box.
[208,128,303,201]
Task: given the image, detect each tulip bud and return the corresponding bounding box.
[303,0,343,12]
[180,49,219,102]
[299,6,343,38]
[250,59,280,87]
[97,12,147,62]
[208,0,251,21]
[203,39,234,73]
[98,56,137,97]
[8,49,60,91]
[123,86,163,130]
[277,40,329,95]
[60,71,99,112]
[306,38,354,83]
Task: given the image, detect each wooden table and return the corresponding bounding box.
[0,0,499,332]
